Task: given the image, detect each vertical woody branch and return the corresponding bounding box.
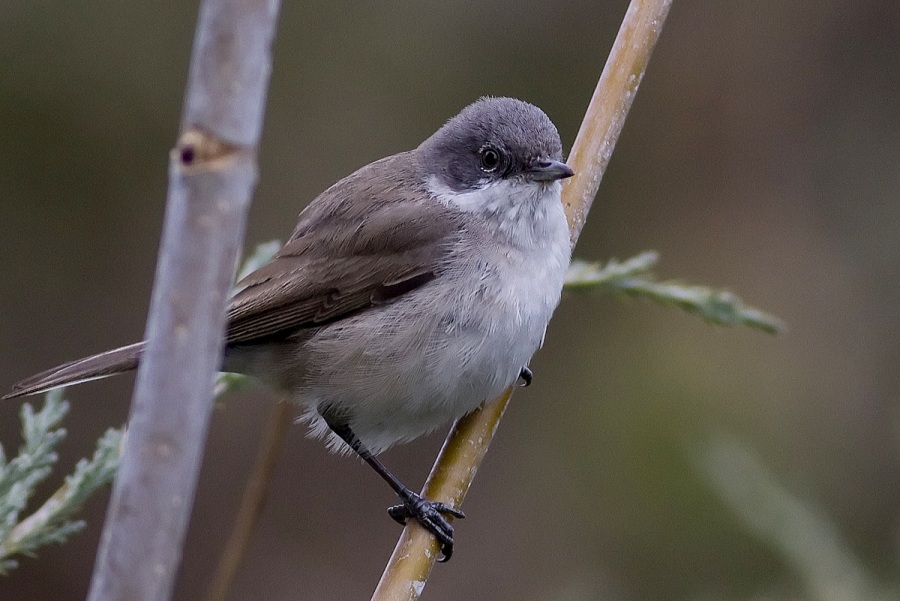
[86,1,281,601]
[371,1,674,599]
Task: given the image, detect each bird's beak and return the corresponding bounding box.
[525,158,575,182]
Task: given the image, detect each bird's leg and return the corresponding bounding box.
[518,366,533,387]
[324,416,465,561]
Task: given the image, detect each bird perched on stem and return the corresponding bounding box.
[5,96,574,560]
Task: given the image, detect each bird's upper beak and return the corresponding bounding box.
[525,158,575,182]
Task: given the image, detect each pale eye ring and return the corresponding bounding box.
[479,146,501,172]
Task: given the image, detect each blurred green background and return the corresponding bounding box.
[1,1,898,600]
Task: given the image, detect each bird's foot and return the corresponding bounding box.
[518,366,533,387]
[388,491,465,562]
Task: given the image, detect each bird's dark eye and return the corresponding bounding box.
[479,146,501,172]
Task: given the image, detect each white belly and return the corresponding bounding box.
[226,180,572,454]
[295,183,571,454]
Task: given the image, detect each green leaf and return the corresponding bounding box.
[564,253,783,334]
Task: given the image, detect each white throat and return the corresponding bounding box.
[426,175,568,249]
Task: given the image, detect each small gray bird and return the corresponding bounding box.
[5,97,574,560]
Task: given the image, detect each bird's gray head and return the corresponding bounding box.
[418,97,573,193]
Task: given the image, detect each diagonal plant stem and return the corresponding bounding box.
[371,1,674,599]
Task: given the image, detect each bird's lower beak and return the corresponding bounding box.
[526,158,575,182]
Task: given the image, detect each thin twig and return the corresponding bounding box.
[371,1,674,598]
[205,401,294,601]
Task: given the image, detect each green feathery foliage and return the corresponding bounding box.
[564,251,783,334]
[0,390,122,573]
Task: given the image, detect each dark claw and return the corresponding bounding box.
[387,493,465,561]
[518,366,533,387]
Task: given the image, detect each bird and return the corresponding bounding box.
[5,96,574,560]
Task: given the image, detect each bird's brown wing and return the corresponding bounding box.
[225,153,461,346]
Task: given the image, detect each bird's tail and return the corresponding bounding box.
[3,342,144,399]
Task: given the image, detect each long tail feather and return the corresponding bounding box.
[3,342,144,399]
